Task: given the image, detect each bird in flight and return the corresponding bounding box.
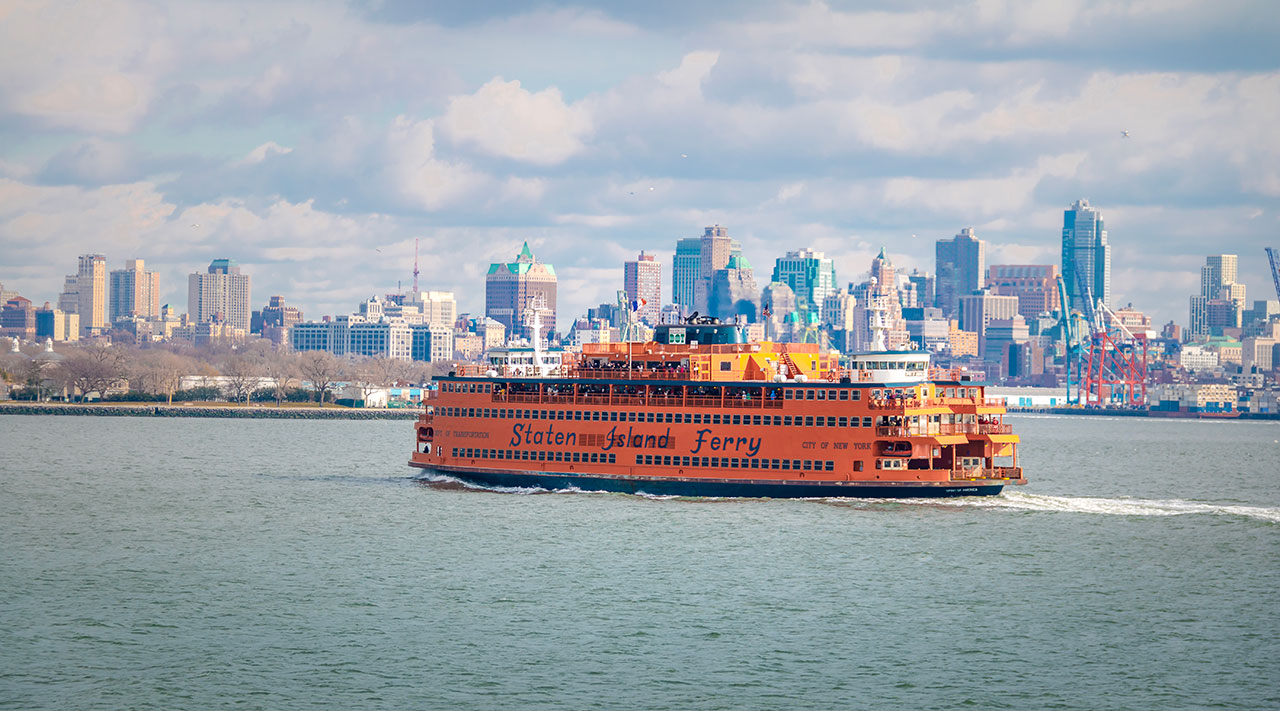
[1120,130,1130,138]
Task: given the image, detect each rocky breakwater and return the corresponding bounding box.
[0,402,418,420]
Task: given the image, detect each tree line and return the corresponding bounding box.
[0,338,452,406]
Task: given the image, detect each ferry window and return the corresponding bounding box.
[851,390,861,401]
[816,390,826,401]
[570,453,578,462]
[784,389,793,400]
[711,457,720,467]
[609,412,618,422]
[609,454,616,463]
[665,413,673,423]
[862,416,872,427]
[770,459,780,470]
[804,460,813,471]
[719,361,732,371]
[538,451,547,461]
[572,411,581,421]
[839,417,849,427]
[838,390,848,401]
[783,416,792,426]
[825,461,834,471]
[828,390,837,400]
[591,411,600,421]
[693,414,702,424]
[467,408,475,417]
[663,456,672,466]
[854,460,863,472]
[732,415,741,425]
[731,458,740,468]
[699,457,708,468]
[871,389,881,399]
[681,456,690,467]
[804,416,814,427]
[805,390,814,401]
[712,414,721,425]
[793,460,802,470]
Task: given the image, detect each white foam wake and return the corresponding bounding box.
[948,491,1280,523]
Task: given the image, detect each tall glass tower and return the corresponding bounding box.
[1061,199,1110,312]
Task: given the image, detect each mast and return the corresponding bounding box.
[412,238,420,296]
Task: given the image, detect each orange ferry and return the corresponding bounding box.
[409,321,1025,497]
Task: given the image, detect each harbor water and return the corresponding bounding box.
[1,414,1277,710]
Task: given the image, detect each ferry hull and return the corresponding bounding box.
[410,462,1005,498]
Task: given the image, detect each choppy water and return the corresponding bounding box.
[1,414,1277,710]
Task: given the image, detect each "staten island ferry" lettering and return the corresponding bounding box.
[690,428,761,457]
[601,425,671,451]
[510,423,578,447]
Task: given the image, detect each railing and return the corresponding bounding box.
[566,367,691,381]
[876,422,1011,437]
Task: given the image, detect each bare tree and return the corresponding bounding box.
[260,349,300,406]
[297,351,343,406]
[351,357,405,407]
[220,354,263,404]
[58,344,129,401]
[150,352,190,404]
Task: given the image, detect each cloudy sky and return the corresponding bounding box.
[2,0,1278,328]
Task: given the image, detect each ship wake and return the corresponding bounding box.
[941,491,1280,523]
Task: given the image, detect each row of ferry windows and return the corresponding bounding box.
[637,454,835,472]
[440,406,875,428]
[447,446,835,472]
[452,448,618,464]
[441,381,983,402]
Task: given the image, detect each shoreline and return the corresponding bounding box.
[2,402,1273,422]
[0,402,419,420]
[1007,406,1279,420]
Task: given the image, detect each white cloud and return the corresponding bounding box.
[239,141,293,166]
[386,116,488,210]
[440,77,593,165]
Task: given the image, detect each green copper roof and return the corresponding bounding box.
[487,242,555,276]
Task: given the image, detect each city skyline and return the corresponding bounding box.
[1,1,1278,327]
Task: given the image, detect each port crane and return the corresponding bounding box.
[1071,272,1147,408]
[1055,274,1084,404]
[1267,247,1280,301]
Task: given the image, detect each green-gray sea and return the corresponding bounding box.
[1,414,1277,710]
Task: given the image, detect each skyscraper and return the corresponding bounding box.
[485,242,557,339]
[692,225,734,314]
[672,238,701,314]
[985,264,1060,320]
[935,228,985,319]
[1061,199,1111,312]
[769,248,838,320]
[624,251,662,325]
[1189,254,1245,337]
[188,258,252,332]
[709,254,759,322]
[109,258,160,322]
[57,254,106,337]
